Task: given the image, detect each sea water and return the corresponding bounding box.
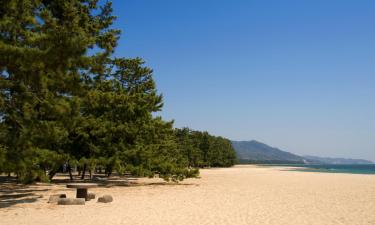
[285,164,375,175]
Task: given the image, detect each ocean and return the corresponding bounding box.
[283,164,375,175]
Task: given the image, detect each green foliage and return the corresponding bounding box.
[0,145,6,172]
[0,0,200,182]
[0,0,112,182]
[175,128,237,168]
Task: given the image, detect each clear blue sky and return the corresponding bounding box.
[112,0,375,161]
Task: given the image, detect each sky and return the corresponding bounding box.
[112,0,375,161]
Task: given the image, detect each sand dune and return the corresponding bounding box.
[1,165,375,225]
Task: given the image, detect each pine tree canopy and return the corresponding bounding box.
[0,0,236,183]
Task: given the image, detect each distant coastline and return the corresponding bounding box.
[258,164,375,175]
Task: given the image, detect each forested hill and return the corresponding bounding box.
[232,141,373,164]
[232,140,305,164]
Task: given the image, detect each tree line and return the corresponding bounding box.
[0,0,236,183]
[175,128,236,168]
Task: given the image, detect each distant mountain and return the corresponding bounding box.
[231,140,305,164]
[230,140,373,165]
[303,155,373,165]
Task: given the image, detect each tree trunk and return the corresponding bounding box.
[80,164,86,180]
[107,167,112,177]
[48,169,57,181]
[68,164,73,180]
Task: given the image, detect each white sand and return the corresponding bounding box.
[1,165,375,225]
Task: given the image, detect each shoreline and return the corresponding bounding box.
[252,163,375,175]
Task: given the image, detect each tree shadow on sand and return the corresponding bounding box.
[0,174,199,208]
[51,174,199,188]
[0,177,46,208]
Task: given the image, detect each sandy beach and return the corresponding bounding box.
[1,165,374,225]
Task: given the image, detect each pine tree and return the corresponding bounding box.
[0,0,197,182]
[175,128,237,168]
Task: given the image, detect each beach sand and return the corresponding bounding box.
[1,165,374,225]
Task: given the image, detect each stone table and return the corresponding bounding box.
[66,183,98,200]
